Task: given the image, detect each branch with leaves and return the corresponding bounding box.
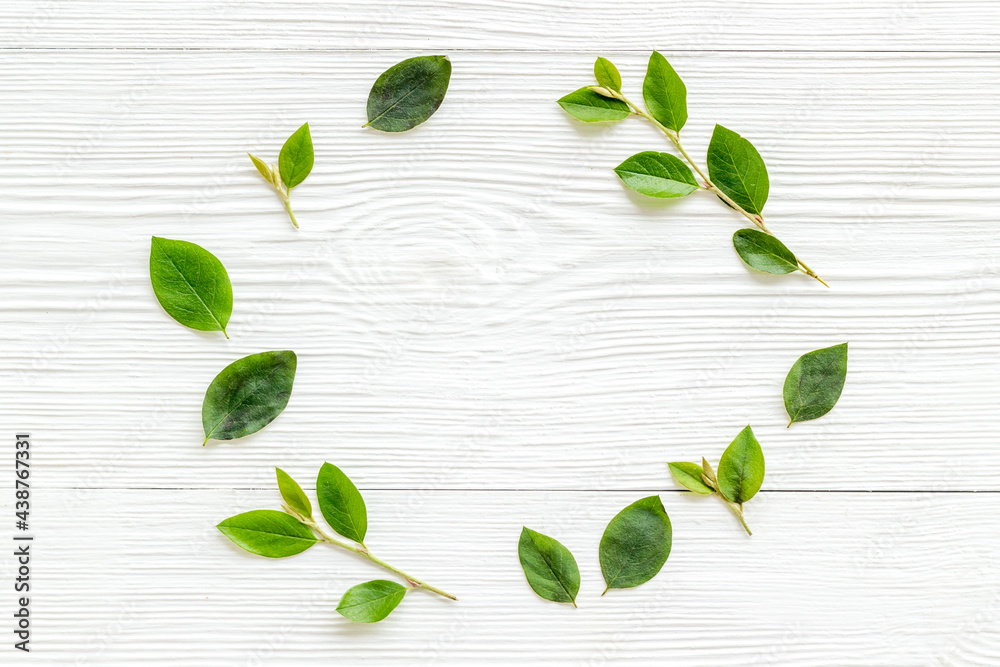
[249,123,314,228]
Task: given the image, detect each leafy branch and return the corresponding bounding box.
[249,123,314,228]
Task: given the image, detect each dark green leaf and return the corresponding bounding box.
[278,123,313,189]
[784,343,849,425]
[276,467,312,519]
[594,57,622,92]
[717,425,765,505]
[518,527,580,606]
[557,87,630,123]
[599,496,672,592]
[366,55,451,132]
[667,462,714,495]
[732,229,798,275]
[614,151,698,198]
[248,153,275,185]
[642,51,687,132]
[316,462,367,544]
[707,124,769,216]
[149,236,232,337]
[217,509,316,558]
[202,350,297,444]
[337,580,408,623]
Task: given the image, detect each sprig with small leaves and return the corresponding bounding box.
[218,464,457,623]
[248,123,314,228]
[559,53,827,286]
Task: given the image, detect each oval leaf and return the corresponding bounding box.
[366,55,451,132]
[278,123,313,189]
[276,467,312,519]
[732,228,798,275]
[784,343,849,425]
[615,151,698,198]
[716,426,765,505]
[599,496,672,592]
[518,527,580,606]
[337,580,407,623]
[149,236,232,337]
[217,509,316,558]
[642,51,687,132]
[594,57,622,92]
[707,124,769,216]
[316,462,367,544]
[202,350,297,444]
[667,462,714,495]
[557,87,630,123]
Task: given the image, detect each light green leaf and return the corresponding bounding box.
[336,580,407,623]
[642,51,687,132]
[248,153,275,185]
[557,87,630,123]
[784,343,849,425]
[217,509,316,558]
[717,425,765,505]
[518,527,580,606]
[276,467,312,519]
[732,229,798,275]
[614,151,698,198]
[316,462,367,544]
[599,496,672,592]
[149,236,232,338]
[707,124,769,216]
[278,123,313,189]
[366,55,451,132]
[667,462,714,495]
[594,57,622,92]
[202,350,297,444]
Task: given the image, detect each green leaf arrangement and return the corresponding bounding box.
[784,343,849,426]
[558,52,828,287]
[219,465,457,623]
[248,122,314,228]
[149,236,233,338]
[365,55,452,132]
[202,350,297,445]
[668,425,765,535]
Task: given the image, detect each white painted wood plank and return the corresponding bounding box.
[2,50,998,490]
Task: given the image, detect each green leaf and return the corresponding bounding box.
[614,151,698,198]
[557,87,630,123]
[149,236,232,337]
[316,462,367,544]
[642,51,687,132]
[732,229,798,275]
[707,124,769,216]
[336,580,407,623]
[202,350,297,444]
[667,462,714,495]
[594,57,622,92]
[276,467,312,519]
[784,343,849,425]
[599,496,672,592]
[217,509,316,558]
[518,527,580,606]
[716,425,765,505]
[278,123,313,189]
[248,153,275,186]
[366,55,451,132]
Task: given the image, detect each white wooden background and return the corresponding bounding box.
[2,1,999,665]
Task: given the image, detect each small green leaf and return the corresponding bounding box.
[716,425,765,505]
[366,55,451,132]
[707,124,769,216]
[642,51,687,132]
[668,462,714,495]
[336,580,407,623]
[518,527,580,606]
[594,57,622,92]
[614,151,698,198]
[732,229,798,275]
[784,343,849,425]
[276,467,312,519]
[599,496,672,592]
[217,509,316,558]
[278,123,313,189]
[248,153,275,185]
[202,350,297,444]
[316,462,367,544]
[149,237,232,337]
[557,87,630,123]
